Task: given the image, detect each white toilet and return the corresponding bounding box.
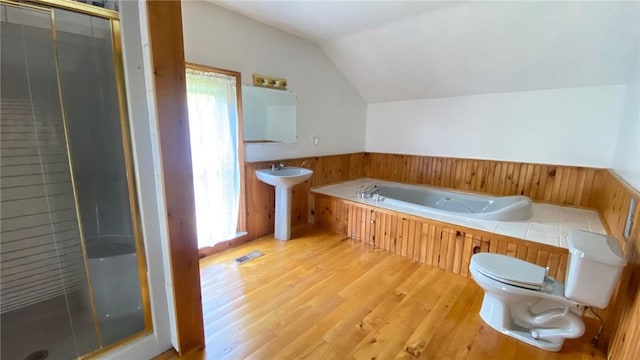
[470,230,625,351]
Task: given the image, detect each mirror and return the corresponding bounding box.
[242,85,296,144]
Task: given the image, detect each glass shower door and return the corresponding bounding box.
[0,3,100,358]
[53,6,148,347]
[1,1,151,358]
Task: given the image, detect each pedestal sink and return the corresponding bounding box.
[256,166,313,240]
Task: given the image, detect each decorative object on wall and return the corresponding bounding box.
[253,74,288,90]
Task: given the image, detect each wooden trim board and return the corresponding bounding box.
[146,0,204,354]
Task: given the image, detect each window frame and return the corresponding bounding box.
[185,63,247,257]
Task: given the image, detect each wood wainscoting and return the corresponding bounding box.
[313,193,569,281]
[365,153,606,208]
[242,153,366,241]
[242,152,607,249]
[210,150,640,358]
[201,153,366,256]
[592,170,640,359]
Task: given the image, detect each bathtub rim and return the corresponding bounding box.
[373,182,533,221]
[311,178,606,250]
[313,178,533,221]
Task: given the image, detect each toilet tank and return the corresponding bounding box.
[565,230,625,308]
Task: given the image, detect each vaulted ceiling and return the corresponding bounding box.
[214,1,639,102]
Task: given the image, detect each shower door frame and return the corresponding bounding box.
[1,0,153,357]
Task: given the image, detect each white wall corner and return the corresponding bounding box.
[612,39,640,192]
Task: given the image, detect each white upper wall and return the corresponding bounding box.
[186,1,638,173]
[613,40,640,191]
[366,85,625,168]
[323,1,639,102]
[181,1,367,162]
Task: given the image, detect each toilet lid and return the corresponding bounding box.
[471,253,546,290]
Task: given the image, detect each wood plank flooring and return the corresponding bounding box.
[159,225,606,360]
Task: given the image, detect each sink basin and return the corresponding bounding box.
[255,167,313,188]
[255,166,313,241]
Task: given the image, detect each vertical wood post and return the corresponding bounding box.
[146,0,204,354]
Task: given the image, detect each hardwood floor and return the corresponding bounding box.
[159,225,606,360]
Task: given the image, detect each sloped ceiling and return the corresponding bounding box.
[214,1,639,102]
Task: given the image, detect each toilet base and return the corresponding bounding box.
[479,293,566,352]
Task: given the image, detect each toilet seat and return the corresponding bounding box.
[471,253,546,290]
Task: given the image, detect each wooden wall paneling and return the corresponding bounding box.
[360,206,367,243]
[240,153,366,246]
[312,194,570,282]
[535,250,550,273]
[598,171,634,237]
[353,204,360,240]
[400,217,409,255]
[529,164,542,200]
[591,170,640,359]
[460,233,474,277]
[525,247,538,265]
[374,209,382,248]
[515,244,528,261]
[432,224,443,267]
[364,153,606,208]
[439,227,449,269]
[412,220,423,261]
[442,229,454,272]
[398,217,407,255]
[548,253,561,279]
[349,153,365,179]
[408,220,417,260]
[383,212,392,252]
[146,0,204,354]
[389,213,398,253]
[451,231,463,274]
[367,208,375,245]
[506,243,517,258]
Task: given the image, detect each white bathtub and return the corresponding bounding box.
[374,183,533,221]
[312,179,605,248]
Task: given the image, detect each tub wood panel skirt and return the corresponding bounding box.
[313,194,569,281]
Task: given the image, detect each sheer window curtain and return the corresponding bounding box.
[186,69,240,249]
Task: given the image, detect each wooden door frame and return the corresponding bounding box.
[146,0,204,355]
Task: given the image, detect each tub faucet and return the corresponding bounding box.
[361,185,380,198]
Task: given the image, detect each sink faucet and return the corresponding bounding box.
[270,162,286,170]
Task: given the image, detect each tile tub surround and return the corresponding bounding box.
[312,178,606,249]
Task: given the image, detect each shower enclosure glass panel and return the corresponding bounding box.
[0,4,100,358]
[54,7,146,347]
[0,1,150,358]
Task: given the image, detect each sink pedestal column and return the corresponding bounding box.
[274,186,292,240]
[255,166,313,241]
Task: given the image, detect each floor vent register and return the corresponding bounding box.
[235,250,264,264]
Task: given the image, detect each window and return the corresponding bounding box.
[185,66,244,249]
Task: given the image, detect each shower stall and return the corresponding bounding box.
[0,1,151,359]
